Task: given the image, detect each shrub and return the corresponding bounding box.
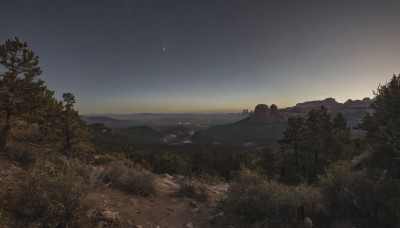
[101,161,126,184]
[115,169,155,196]
[11,159,91,227]
[91,153,118,165]
[227,169,324,227]
[0,187,11,226]
[320,161,400,227]
[95,161,156,196]
[177,178,209,202]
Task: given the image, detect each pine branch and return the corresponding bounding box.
[12,134,55,147]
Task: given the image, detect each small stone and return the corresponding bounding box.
[185,222,194,228]
[96,221,107,228]
[189,200,198,207]
[96,210,121,224]
[304,217,313,228]
[160,173,173,179]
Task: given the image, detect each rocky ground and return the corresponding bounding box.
[0,156,354,228]
[83,174,231,228]
[0,156,234,228]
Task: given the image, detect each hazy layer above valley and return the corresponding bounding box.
[82,97,371,128]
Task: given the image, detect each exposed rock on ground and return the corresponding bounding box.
[83,174,229,227]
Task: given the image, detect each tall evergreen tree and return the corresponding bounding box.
[0,37,47,150]
[61,92,92,156]
[279,116,305,166]
[304,106,332,173]
[280,106,352,183]
[63,93,76,153]
[360,74,400,177]
[331,112,351,159]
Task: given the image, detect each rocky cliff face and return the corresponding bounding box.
[282,97,372,114]
[237,97,372,126]
[238,104,281,124]
[279,97,372,126]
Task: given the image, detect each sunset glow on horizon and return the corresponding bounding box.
[1,0,399,114]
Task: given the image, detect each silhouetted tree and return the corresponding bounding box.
[279,116,305,166]
[360,74,400,177]
[0,37,48,150]
[25,87,65,145]
[61,92,92,156]
[306,106,331,164]
[330,112,351,159]
[63,93,76,153]
[280,106,352,183]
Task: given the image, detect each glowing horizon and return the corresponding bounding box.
[1,0,399,114]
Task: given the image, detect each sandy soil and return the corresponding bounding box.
[84,174,229,228]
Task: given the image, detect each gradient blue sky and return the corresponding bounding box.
[1,0,399,114]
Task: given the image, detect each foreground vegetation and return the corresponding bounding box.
[0,38,156,227]
[226,75,400,227]
[0,37,399,227]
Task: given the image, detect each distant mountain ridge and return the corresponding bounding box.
[281,97,372,113]
[279,97,372,127]
[85,97,373,147]
[234,97,372,127]
[190,97,373,147]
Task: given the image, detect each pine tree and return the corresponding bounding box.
[304,106,332,174]
[360,74,400,177]
[280,106,352,183]
[331,112,351,159]
[20,87,65,146]
[0,37,47,150]
[61,92,92,156]
[279,116,305,167]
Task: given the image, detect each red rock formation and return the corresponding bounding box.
[237,104,280,124]
[270,104,278,121]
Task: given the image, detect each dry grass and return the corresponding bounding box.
[227,169,324,227]
[320,161,400,227]
[93,160,156,196]
[177,178,209,202]
[10,158,91,227]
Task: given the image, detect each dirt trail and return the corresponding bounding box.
[84,174,229,228]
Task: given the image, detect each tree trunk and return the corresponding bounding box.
[1,109,14,151]
[64,108,72,155]
[66,129,71,153]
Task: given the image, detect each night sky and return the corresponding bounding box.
[1,0,399,114]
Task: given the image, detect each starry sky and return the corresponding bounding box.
[1,0,399,114]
